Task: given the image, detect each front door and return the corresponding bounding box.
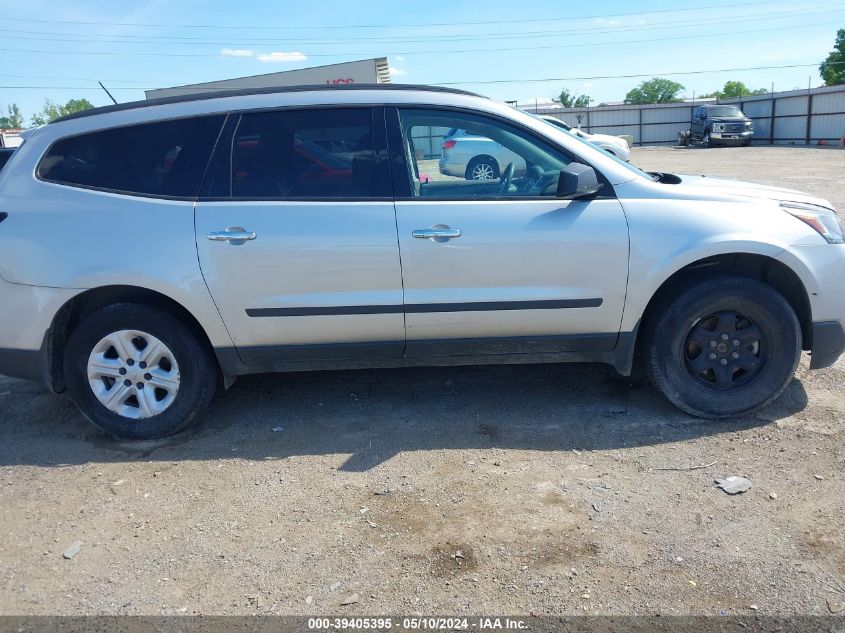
[195,107,405,365]
[389,107,629,356]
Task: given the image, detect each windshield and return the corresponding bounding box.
[707,106,743,118]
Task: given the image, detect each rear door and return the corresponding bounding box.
[195,106,405,366]
[388,107,629,356]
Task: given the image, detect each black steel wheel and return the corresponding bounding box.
[645,275,801,418]
[684,310,765,390]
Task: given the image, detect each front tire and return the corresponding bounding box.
[64,303,217,439]
[703,131,713,148]
[644,276,801,418]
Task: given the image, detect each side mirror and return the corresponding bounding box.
[557,163,603,199]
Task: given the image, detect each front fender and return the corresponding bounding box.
[618,196,822,332]
[620,236,787,331]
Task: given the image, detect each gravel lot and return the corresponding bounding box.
[1,146,843,618]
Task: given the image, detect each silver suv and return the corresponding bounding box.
[1,84,843,439]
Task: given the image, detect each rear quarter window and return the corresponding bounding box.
[37,115,226,198]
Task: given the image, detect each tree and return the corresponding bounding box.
[31,98,94,125]
[701,81,769,99]
[624,77,685,104]
[0,104,24,128]
[553,87,592,108]
[820,28,845,85]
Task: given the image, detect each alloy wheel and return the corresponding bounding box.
[471,163,496,180]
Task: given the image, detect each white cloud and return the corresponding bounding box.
[395,55,406,62]
[220,48,256,58]
[389,66,407,76]
[256,51,308,63]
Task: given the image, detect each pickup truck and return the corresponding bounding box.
[678,104,754,147]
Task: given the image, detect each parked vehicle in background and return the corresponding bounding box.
[0,84,843,440]
[0,148,15,171]
[539,115,631,160]
[439,127,526,180]
[678,104,754,147]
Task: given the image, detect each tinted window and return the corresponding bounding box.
[399,108,579,199]
[225,108,374,199]
[707,106,743,118]
[38,115,225,197]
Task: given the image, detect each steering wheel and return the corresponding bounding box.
[497,162,514,194]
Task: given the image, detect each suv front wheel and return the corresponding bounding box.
[64,303,217,439]
[645,276,801,418]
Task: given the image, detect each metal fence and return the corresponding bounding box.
[533,84,845,147]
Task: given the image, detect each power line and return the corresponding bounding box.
[2,61,842,91]
[0,19,836,59]
[0,4,837,45]
[433,62,845,86]
[0,0,789,30]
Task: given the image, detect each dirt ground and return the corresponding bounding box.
[1,146,844,618]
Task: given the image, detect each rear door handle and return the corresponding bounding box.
[412,227,461,240]
[207,227,257,243]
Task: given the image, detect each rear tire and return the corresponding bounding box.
[644,276,801,418]
[465,156,500,181]
[678,131,689,147]
[64,303,217,439]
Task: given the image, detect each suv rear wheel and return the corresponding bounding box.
[645,276,801,418]
[64,303,217,439]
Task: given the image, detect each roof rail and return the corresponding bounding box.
[53,83,485,123]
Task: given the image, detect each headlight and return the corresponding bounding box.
[781,201,845,244]
[713,123,724,132]
[745,121,753,129]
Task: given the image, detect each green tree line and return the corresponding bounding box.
[0,98,95,128]
[552,28,843,108]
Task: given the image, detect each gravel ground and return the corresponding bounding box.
[0,146,843,618]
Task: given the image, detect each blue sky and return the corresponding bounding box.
[1,0,843,122]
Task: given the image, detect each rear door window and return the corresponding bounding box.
[38,115,226,198]
[220,108,375,199]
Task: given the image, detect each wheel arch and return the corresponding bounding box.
[46,285,226,392]
[626,252,812,376]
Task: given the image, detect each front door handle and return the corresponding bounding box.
[412,226,461,240]
[207,227,257,243]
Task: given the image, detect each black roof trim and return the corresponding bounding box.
[53,83,485,123]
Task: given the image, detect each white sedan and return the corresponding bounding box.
[539,115,631,161]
